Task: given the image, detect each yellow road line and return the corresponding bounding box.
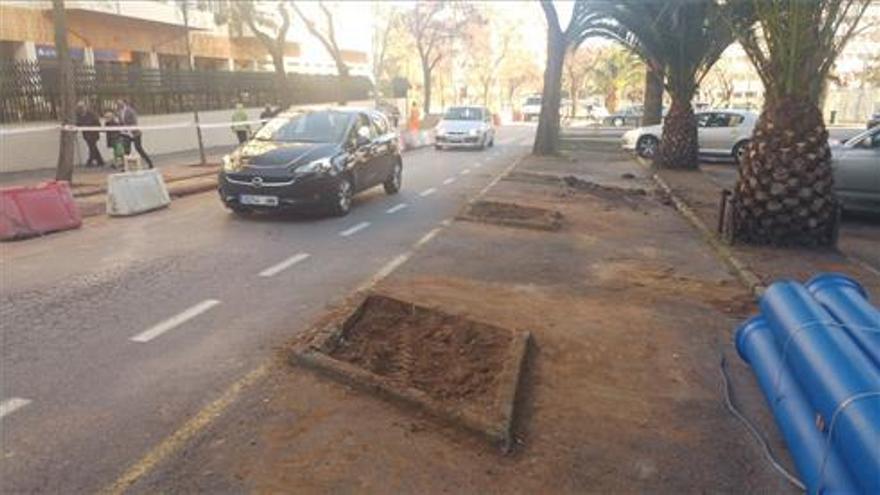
[100,362,272,495]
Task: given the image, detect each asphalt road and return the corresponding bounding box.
[0,124,536,493]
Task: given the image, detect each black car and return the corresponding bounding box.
[868,112,880,129]
[219,108,402,216]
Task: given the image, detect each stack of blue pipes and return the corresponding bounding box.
[735,273,879,494]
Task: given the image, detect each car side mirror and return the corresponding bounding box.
[356,135,371,148]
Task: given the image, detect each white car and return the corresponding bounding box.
[434,106,495,150]
[622,109,758,164]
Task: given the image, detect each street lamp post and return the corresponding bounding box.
[181,0,207,166]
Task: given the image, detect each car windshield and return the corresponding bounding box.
[525,97,541,105]
[254,111,353,143]
[444,107,483,121]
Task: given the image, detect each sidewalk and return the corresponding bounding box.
[656,165,880,296]
[0,146,227,219]
[128,148,802,493]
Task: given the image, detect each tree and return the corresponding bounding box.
[727,0,871,247]
[231,1,291,106]
[371,4,401,95]
[534,0,606,155]
[401,2,475,114]
[700,57,737,108]
[290,1,350,105]
[642,64,664,125]
[52,0,76,182]
[581,0,739,168]
[582,46,643,114]
[498,47,543,109]
[563,45,598,117]
[466,17,511,107]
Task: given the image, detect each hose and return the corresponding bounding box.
[719,354,806,492]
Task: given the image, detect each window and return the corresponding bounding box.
[696,113,711,127]
[370,112,389,135]
[254,111,354,143]
[444,107,483,121]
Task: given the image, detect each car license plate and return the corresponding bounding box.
[240,194,279,206]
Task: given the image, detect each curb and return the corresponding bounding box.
[77,175,218,219]
[72,168,219,199]
[650,171,766,298]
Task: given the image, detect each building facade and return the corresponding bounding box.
[0,0,372,81]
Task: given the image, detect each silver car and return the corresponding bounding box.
[832,126,880,214]
[434,106,495,150]
[622,109,758,164]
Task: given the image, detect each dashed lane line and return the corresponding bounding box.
[338,221,371,237]
[258,252,310,277]
[442,178,456,185]
[460,169,471,175]
[419,187,437,197]
[385,203,408,214]
[130,300,221,343]
[0,398,32,420]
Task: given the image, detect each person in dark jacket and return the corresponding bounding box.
[104,111,124,169]
[76,102,104,167]
[117,99,154,169]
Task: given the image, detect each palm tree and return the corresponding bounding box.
[578,0,738,168]
[727,0,870,246]
[583,46,643,114]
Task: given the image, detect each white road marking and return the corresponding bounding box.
[442,177,456,185]
[0,398,31,419]
[474,162,483,168]
[415,227,442,247]
[385,203,408,214]
[355,253,410,293]
[130,300,220,343]
[461,169,471,175]
[258,252,310,277]
[419,187,437,197]
[339,221,371,237]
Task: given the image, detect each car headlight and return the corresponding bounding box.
[468,128,480,136]
[296,157,333,175]
[222,154,241,172]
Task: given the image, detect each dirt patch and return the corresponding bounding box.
[293,294,530,450]
[458,200,563,231]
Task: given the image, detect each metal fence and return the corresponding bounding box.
[0,60,373,123]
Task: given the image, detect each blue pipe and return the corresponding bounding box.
[806,273,880,370]
[760,280,880,493]
[736,316,858,493]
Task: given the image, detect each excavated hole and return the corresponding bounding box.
[459,200,564,231]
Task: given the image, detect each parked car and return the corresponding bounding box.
[868,112,880,129]
[375,100,401,129]
[621,109,758,164]
[831,126,880,214]
[604,106,644,127]
[522,96,542,121]
[218,108,402,217]
[434,106,495,150]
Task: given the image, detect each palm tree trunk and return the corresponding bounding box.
[731,96,837,246]
[655,98,698,169]
[642,65,664,126]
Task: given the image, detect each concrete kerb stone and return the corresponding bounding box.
[646,166,766,298]
[289,293,531,453]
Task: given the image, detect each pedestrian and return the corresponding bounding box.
[76,102,104,167]
[117,99,154,169]
[104,111,124,170]
[231,103,250,144]
[408,100,420,133]
[259,103,276,122]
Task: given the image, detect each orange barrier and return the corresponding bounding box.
[0,181,82,240]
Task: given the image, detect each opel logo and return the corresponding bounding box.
[251,177,263,187]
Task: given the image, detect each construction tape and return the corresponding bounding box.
[1,119,270,136]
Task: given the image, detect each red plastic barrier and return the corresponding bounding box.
[0,181,82,240]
